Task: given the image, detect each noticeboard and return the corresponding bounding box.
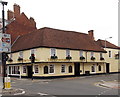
[0,33,11,52]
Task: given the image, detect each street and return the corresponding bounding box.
[3,73,119,97]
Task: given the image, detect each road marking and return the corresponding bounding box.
[38,92,48,96]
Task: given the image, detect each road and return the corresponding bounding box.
[5,74,120,96]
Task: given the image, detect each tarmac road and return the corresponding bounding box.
[2,73,120,97]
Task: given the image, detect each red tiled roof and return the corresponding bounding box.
[96,39,120,49]
[12,27,106,52]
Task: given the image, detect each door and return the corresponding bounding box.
[74,63,80,76]
[106,63,110,73]
[27,66,32,78]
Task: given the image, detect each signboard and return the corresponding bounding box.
[0,33,11,52]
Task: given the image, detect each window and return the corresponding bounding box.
[91,52,94,57]
[91,65,95,72]
[80,51,83,57]
[19,51,23,58]
[98,65,101,71]
[23,66,27,73]
[9,66,19,74]
[34,65,39,73]
[69,66,72,73]
[31,49,35,54]
[51,48,56,56]
[66,49,70,57]
[100,53,103,58]
[61,65,65,73]
[49,65,54,73]
[10,53,12,58]
[44,66,48,74]
[109,51,112,58]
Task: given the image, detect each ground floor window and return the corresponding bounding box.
[44,66,48,74]
[98,65,101,71]
[9,66,19,74]
[91,65,95,72]
[69,65,72,73]
[34,65,39,73]
[23,65,27,73]
[61,65,65,73]
[49,65,54,73]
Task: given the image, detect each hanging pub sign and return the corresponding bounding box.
[0,33,11,52]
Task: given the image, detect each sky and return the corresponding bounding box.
[0,0,118,46]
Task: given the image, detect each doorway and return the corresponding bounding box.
[106,63,110,73]
[27,66,32,78]
[74,62,80,76]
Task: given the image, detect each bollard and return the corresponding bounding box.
[4,77,11,89]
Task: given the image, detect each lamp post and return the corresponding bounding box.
[105,37,112,49]
[0,0,8,89]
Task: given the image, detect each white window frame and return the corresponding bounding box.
[80,51,83,57]
[61,65,66,73]
[34,65,39,74]
[51,48,56,56]
[22,65,27,74]
[49,64,55,74]
[91,52,94,57]
[8,66,19,75]
[19,51,23,58]
[66,49,70,57]
[91,64,96,73]
[31,49,36,55]
[108,51,112,58]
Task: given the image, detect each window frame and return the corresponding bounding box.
[66,49,70,57]
[34,65,39,74]
[108,51,112,58]
[61,65,66,73]
[22,65,27,74]
[51,48,56,56]
[49,64,55,74]
[68,65,72,73]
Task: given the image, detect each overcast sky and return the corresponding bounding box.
[0,0,118,46]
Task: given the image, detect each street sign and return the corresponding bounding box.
[0,33,11,52]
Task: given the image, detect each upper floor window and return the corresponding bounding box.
[100,53,103,58]
[10,53,12,58]
[108,51,112,58]
[51,48,56,56]
[91,52,94,57]
[66,49,70,57]
[31,49,35,54]
[80,51,83,57]
[19,51,23,58]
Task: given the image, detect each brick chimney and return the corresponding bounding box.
[7,10,14,20]
[30,17,36,29]
[88,30,94,40]
[14,4,20,19]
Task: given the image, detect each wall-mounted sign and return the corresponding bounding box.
[0,33,11,52]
